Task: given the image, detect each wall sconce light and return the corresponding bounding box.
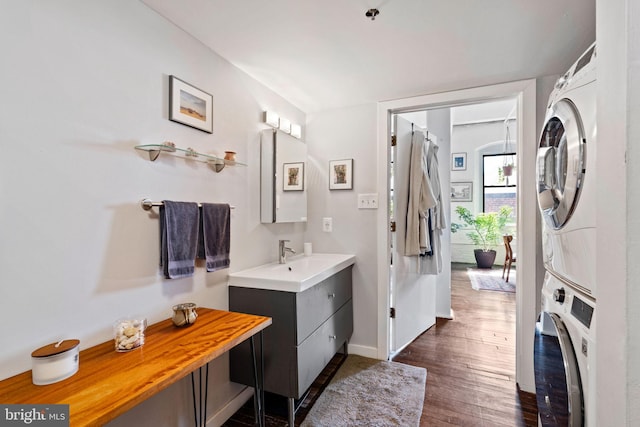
[279,117,292,134]
[264,110,302,139]
[291,124,302,139]
[264,111,280,128]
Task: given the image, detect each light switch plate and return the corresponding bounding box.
[358,193,379,209]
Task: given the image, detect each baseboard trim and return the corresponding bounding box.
[437,308,454,320]
[347,343,379,359]
[209,387,254,427]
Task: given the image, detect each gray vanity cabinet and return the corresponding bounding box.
[229,266,353,401]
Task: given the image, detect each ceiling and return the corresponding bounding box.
[141,0,595,114]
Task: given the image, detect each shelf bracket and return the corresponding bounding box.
[143,143,176,162]
[148,149,161,161]
[208,159,225,173]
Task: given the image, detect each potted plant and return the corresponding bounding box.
[451,205,513,268]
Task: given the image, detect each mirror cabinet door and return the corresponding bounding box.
[261,129,308,223]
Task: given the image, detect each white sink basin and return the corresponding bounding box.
[228,253,355,292]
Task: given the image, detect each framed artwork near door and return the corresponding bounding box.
[451,181,473,201]
[329,159,353,190]
[451,152,467,171]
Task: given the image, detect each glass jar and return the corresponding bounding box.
[114,318,146,352]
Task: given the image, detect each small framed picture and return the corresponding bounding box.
[169,75,213,133]
[451,182,473,202]
[451,152,467,171]
[283,162,304,191]
[329,159,353,190]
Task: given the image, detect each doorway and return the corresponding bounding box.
[376,79,541,393]
[390,98,519,356]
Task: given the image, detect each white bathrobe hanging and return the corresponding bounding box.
[419,139,446,274]
[404,131,437,256]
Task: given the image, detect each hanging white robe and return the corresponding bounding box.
[420,140,446,274]
[404,131,437,256]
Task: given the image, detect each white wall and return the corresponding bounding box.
[305,103,379,357]
[595,0,635,424]
[0,1,305,425]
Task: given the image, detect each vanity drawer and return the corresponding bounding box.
[295,300,353,398]
[295,266,352,345]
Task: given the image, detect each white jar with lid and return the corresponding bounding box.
[31,339,80,385]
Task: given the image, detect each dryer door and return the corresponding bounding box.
[534,311,583,426]
[537,99,586,229]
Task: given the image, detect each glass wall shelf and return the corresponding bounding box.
[135,143,245,173]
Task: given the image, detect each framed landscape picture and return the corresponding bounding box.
[169,75,213,133]
[451,182,473,202]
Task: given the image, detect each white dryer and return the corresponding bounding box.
[534,271,596,426]
[537,43,597,297]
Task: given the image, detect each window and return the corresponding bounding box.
[483,153,517,215]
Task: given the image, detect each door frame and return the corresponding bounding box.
[375,79,541,392]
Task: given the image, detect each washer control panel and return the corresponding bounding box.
[571,296,594,329]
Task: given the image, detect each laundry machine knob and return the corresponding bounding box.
[553,288,566,304]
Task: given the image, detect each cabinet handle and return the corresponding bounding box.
[328,293,336,299]
[329,335,337,340]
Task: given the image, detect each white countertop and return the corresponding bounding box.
[228,253,356,293]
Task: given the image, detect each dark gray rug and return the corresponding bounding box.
[301,355,426,426]
[467,267,516,292]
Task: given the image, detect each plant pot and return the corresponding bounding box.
[474,249,497,269]
[502,165,513,176]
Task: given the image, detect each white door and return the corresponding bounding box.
[390,115,436,354]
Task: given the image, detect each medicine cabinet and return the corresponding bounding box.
[260,129,307,223]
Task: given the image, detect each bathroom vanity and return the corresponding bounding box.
[228,253,355,425]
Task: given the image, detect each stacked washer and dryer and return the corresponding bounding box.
[534,43,597,427]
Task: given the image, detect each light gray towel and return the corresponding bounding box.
[160,200,200,279]
[197,203,230,272]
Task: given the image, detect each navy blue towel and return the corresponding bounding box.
[160,201,200,279]
[198,203,231,272]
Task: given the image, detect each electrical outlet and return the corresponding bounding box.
[322,217,333,232]
[358,193,379,209]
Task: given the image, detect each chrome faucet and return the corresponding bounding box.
[279,240,296,264]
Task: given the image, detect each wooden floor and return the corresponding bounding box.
[225,263,538,426]
[393,263,538,426]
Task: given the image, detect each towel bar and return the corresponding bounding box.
[141,199,235,211]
